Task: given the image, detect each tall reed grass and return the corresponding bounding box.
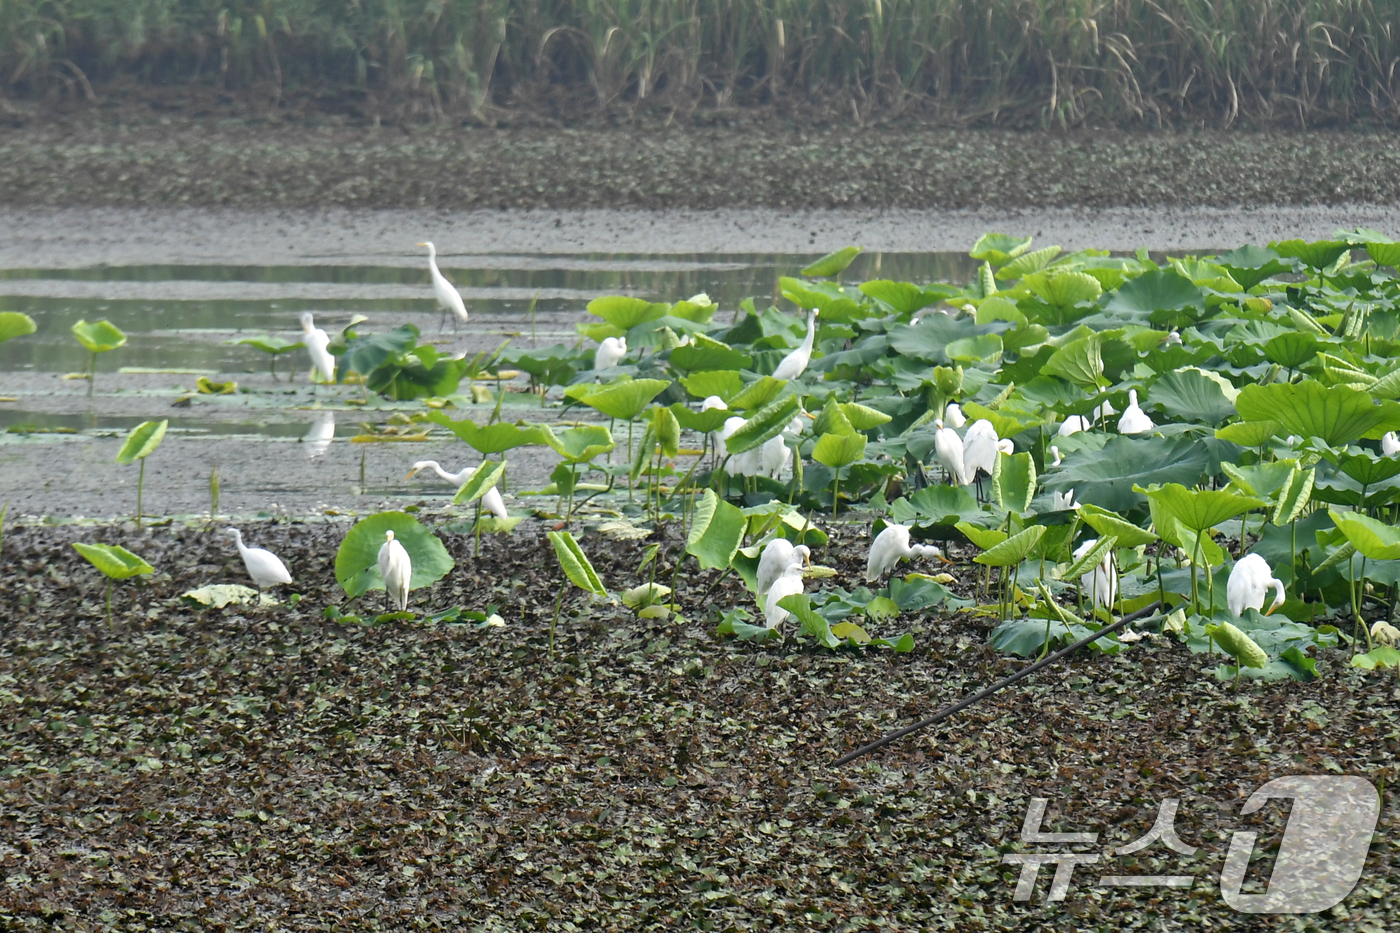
[2,0,1397,126]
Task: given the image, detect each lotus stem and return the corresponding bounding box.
[88,351,96,397]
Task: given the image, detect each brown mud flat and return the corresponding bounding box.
[0,521,1395,930]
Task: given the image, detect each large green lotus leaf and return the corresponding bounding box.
[992,452,1036,514]
[339,324,418,377]
[501,344,586,387]
[451,460,505,505]
[970,233,1032,265]
[1205,620,1269,669]
[1022,270,1102,309]
[670,335,750,373]
[1136,482,1266,534]
[812,431,867,469]
[975,296,1025,325]
[1215,420,1283,447]
[812,396,855,438]
[0,312,36,345]
[1077,504,1158,547]
[1103,269,1207,325]
[234,334,303,354]
[1061,535,1118,580]
[779,278,862,322]
[687,489,746,571]
[652,405,681,457]
[996,246,1062,280]
[1272,466,1315,525]
[958,402,1040,440]
[728,376,787,410]
[72,542,154,580]
[587,296,668,330]
[1327,509,1400,560]
[1263,332,1319,370]
[1353,646,1400,670]
[1149,368,1236,424]
[367,348,470,400]
[548,531,607,596]
[801,246,863,277]
[1221,461,1295,498]
[888,316,1008,365]
[1368,365,1400,400]
[680,370,744,401]
[1040,332,1104,389]
[840,402,892,431]
[1171,258,1242,292]
[670,403,731,435]
[946,333,1003,364]
[669,297,717,324]
[542,424,615,463]
[1236,382,1400,446]
[423,414,549,453]
[1270,239,1352,270]
[1041,436,1211,512]
[1364,242,1400,268]
[334,511,454,599]
[115,420,168,464]
[955,521,1008,551]
[71,319,127,353]
[568,378,672,421]
[726,396,802,455]
[859,280,937,315]
[888,485,981,526]
[1213,245,1294,290]
[1337,452,1400,486]
[974,525,1046,567]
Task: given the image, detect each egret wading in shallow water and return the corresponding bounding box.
[300,313,336,385]
[756,539,810,607]
[379,530,412,612]
[594,336,627,372]
[418,241,468,333]
[866,523,948,583]
[763,560,806,629]
[1118,389,1155,434]
[225,527,292,604]
[405,460,507,520]
[1074,537,1118,609]
[772,308,819,380]
[932,419,969,486]
[1227,553,1285,617]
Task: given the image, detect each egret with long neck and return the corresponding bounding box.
[418,241,469,333]
[405,460,507,520]
[772,308,820,380]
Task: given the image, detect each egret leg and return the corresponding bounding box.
[439,308,448,333]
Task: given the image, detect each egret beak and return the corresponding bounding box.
[805,552,812,566]
[1264,604,1278,616]
[416,242,428,247]
[802,411,816,419]
[404,470,419,481]
[937,553,953,564]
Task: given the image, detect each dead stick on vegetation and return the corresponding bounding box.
[832,600,1163,768]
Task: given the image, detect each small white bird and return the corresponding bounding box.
[1074,537,1118,609]
[418,241,468,332]
[1117,389,1155,434]
[1052,489,1077,511]
[405,460,507,520]
[962,419,1000,483]
[701,396,729,456]
[763,561,806,629]
[225,527,293,604]
[1164,331,1183,346]
[378,530,412,612]
[1384,432,1400,458]
[1227,553,1286,617]
[866,523,948,582]
[772,308,820,380]
[1093,400,1117,424]
[932,418,970,486]
[304,412,335,460]
[996,438,1014,456]
[944,402,967,429]
[1058,415,1091,437]
[760,435,792,479]
[756,539,811,605]
[594,336,628,372]
[1050,445,1063,467]
[300,312,336,384]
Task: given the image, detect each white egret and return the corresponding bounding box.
[701,396,729,458]
[225,527,293,604]
[717,416,761,477]
[1058,415,1091,437]
[763,561,806,629]
[866,523,949,582]
[1050,445,1063,467]
[772,308,819,380]
[1164,330,1183,346]
[760,434,792,479]
[1052,488,1077,511]
[378,530,412,612]
[1093,399,1117,424]
[1117,389,1155,434]
[300,313,336,385]
[932,419,970,486]
[594,336,627,372]
[405,460,507,520]
[1073,537,1118,609]
[756,539,810,604]
[417,241,468,332]
[944,402,967,429]
[996,438,1014,456]
[1227,553,1285,617]
[1384,432,1400,458]
[304,412,335,460]
[962,419,1000,484]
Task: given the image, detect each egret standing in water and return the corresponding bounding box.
[405,460,508,520]
[379,530,412,612]
[866,523,948,582]
[300,313,336,385]
[772,308,819,380]
[418,241,468,333]
[594,336,627,372]
[1227,554,1285,617]
[225,527,293,604]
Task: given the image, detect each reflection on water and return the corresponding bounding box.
[0,250,979,375]
[304,413,335,460]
